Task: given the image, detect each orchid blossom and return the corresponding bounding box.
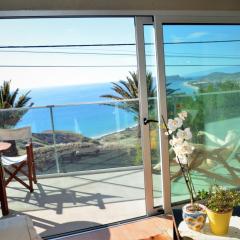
[162,111,195,205]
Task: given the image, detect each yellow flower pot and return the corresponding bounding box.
[206,208,232,235]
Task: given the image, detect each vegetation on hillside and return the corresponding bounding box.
[168,72,240,143]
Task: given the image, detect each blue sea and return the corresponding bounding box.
[16,80,195,138]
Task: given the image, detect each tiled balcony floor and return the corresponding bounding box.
[1,168,162,237]
[2,156,237,237]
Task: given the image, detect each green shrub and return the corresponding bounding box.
[198,185,240,213]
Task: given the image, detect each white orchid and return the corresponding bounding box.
[163,110,195,204]
[173,141,194,164]
[178,111,188,120]
[165,111,194,164]
[167,117,183,132]
[177,128,192,140]
[181,141,194,155]
[169,136,183,146]
[175,154,188,165]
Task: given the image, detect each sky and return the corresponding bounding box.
[0,18,240,90]
[163,25,240,77]
[0,18,137,89]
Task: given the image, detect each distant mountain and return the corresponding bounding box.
[190,72,240,86]
[185,66,240,78]
[198,72,240,82]
[186,72,240,92]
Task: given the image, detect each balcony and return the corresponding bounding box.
[0,100,159,237]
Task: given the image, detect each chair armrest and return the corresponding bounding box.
[25,143,33,152]
[25,143,32,148]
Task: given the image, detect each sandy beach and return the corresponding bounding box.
[183,81,199,92]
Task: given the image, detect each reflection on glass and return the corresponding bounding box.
[163,24,240,203]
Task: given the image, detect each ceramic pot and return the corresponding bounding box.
[182,203,207,231]
[206,208,232,235]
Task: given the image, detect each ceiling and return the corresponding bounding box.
[0,0,240,11]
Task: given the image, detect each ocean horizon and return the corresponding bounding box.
[16,79,196,138]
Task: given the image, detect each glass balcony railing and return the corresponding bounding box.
[0,99,142,176]
[0,99,148,237]
[1,90,239,203]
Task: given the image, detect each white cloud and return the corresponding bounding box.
[187,31,208,39]
[170,35,184,43]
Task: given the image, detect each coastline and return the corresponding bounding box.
[93,124,137,139]
[183,81,199,92]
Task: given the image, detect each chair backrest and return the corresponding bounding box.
[0,127,32,141]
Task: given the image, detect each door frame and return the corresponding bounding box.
[135,16,158,216]
[135,16,171,215]
[1,9,240,217]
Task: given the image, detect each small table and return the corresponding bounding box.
[178,216,240,240]
[0,142,11,216]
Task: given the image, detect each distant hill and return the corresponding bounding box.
[188,72,240,88]
[198,72,240,82]
[185,66,240,78]
[32,130,99,147]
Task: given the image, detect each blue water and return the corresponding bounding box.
[16,80,195,137]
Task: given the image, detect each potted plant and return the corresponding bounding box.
[162,111,207,231]
[198,185,240,235]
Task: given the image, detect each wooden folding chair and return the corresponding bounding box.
[0,127,37,192]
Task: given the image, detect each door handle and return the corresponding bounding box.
[143,118,158,125]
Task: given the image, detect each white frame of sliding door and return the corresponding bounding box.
[153,17,172,214]
[135,16,158,216]
[135,16,172,215]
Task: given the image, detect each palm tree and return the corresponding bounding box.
[100,71,176,136]
[0,80,33,128]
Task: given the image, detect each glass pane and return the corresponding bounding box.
[163,24,240,203]
[144,25,162,207]
[0,17,146,237]
[52,101,141,172]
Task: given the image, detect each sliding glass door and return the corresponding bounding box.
[159,23,240,204]
[0,17,157,237]
[162,24,240,203]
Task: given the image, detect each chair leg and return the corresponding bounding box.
[4,166,32,191]
[26,147,34,193]
[31,148,37,184]
[32,164,37,184]
[28,161,33,193]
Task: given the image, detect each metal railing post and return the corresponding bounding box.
[48,105,60,174]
